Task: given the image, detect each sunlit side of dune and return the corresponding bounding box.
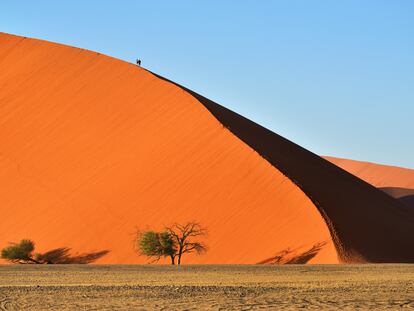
[0,33,336,264]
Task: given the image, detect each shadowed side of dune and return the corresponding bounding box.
[149,71,414,263]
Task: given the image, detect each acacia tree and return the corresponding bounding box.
[136,222,207,265]
[136,230,177,264]
[165,222,207,265]
[1,239,41,264]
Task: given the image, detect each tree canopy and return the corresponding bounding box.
[165,222,207,265]
[1,239,40,264]
[135,221,207,265]
[136,231,177,264]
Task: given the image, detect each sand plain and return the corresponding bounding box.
[0,264,413,310]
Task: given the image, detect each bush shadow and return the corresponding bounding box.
[36,248,109,264]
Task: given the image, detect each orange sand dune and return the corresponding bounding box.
[0,33,335,264]
[325,156,414,212]
[151,72,414,263]
[1,33,413,264]
[324,157,414,188]
[325,156,414,188]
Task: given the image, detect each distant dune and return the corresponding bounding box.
[326,156,414,213]
[325,156,414,188]
[1,33,413,264]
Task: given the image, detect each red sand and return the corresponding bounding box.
[325,156,414,188]
[0,33,335,264]
[325,156,414,213]
[1,33,414,264]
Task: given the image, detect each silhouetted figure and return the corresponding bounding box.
[136,59,141,66]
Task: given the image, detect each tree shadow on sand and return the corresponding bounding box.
[257,241,328,265]
[35,248,109,264]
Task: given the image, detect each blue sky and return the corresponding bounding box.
[2,1,414,167]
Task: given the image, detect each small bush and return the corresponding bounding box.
[1,239,40,263]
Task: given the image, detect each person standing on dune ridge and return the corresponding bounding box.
[136,59,141,66]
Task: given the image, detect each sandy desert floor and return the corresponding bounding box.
[0,264,413,310]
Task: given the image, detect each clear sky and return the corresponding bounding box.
[2,1,414,167]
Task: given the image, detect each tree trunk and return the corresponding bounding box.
[177,253,182,265]
[170,255,175,265]
[27,257,42,264]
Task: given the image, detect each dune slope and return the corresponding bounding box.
[326,156,414,213]
[150,75,414,263]
[1,33,413,264]
[325,156,414,189]
[0,33,336,264]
